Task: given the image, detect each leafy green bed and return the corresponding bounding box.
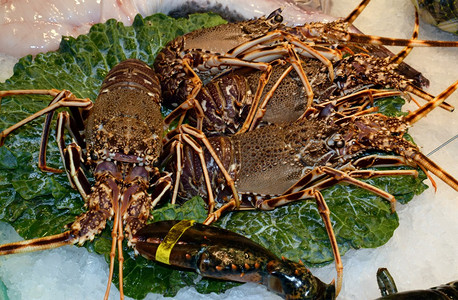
[0,13,427,299]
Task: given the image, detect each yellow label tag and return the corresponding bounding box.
[155,219,195,265]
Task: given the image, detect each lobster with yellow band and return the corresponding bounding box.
[132,220,336,300]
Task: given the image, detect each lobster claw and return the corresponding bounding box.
[132,220,336,300]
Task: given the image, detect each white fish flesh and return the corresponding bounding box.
[0,0,334,57]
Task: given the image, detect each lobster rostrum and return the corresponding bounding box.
[0,59,172,300]
[131,220,336,300]
[375,268,458,299]
[164,76,458,295]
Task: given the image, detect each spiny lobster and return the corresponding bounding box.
[0,59,172,300]
[161,3,456,138]
[162,77,458,295]
[154,0,458,124]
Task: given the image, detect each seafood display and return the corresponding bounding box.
[132,220,336,300]
[0,0,457,300]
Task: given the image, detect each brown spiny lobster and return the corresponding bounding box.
[162,76,458,295]
[164,50,455,140]
[0,59,172,300]
[154,0,458,122]
[132,220,336,300]
[158,18,458,294]
[161,5,456,138]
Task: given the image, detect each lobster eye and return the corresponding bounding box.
[274,14,283,23]
[91,153,99,161]
[328,134,344,148]
[336,140,345,148]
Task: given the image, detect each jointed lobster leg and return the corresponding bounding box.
[165,125,241,211]
[166,131,216,209]
[226,28,341,81]
[56,112,92,199]
[238,45,319,133]
[0,89,92,147]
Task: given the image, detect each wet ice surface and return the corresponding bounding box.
[0,0,457,299]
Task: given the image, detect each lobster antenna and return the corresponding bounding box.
[411,151,458,191]
[405,79,458,124]
[346,33,458,47]
[390,10,419,64]
[343,0,371,25]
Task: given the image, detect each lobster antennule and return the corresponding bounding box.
[410,151,458,191]
[405,79,458,124]
[0,231,76,255]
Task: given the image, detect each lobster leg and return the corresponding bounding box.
[167,125,241,211]
[239,44,320,133]
[56,112,92,200]
[164,57,269,132]
[227,29,341,79]
[234,37,338,108]
[342,0,371,24]
[236,62,274,134]
[248,64,294,131]
[389,9,419,65]
[0,89,92,147]
[303,0,458,48]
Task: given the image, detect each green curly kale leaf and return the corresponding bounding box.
[0,13,427,299]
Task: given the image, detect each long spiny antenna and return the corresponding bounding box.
[390,10,420,64]
[343,0,371,24]
[347,33,458,47]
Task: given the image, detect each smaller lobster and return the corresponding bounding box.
[375,268,458,299]
[0,59,172,300]
[132,219,336,300]
[163,10,455,137]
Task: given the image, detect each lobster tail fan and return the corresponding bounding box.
[411,151,458,191]
[0,231,75,256]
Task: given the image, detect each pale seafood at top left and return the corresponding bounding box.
[0,0,332,57]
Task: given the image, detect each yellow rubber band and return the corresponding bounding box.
[155,219,195,265]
